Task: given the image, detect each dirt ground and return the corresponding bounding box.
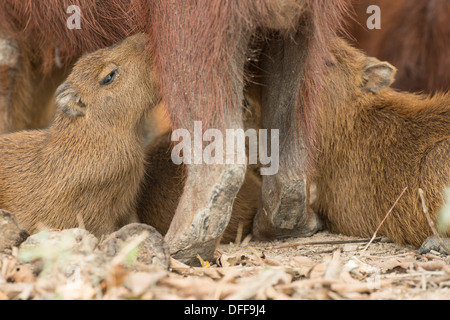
[1,227,449,300]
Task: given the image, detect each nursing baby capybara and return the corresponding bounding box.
[0,34,161,237]
[311,39,449,250]
[137,133,261,244]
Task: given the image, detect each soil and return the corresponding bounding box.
[1,227,449,300]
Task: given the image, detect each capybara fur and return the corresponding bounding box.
[311,38,450,248]
[0,34,161,237]
[348,0,450,93]
[249,37,450,247]
[137,133,261,244]
[0,0,351,262]
[0,34,70,133]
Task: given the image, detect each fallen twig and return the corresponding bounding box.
[361,187,408,254]
[265,238,383,251]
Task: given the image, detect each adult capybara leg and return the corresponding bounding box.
[252,30,322,240]
[0,35,68,133]
[166,121,247,264]
[150,1,250,264]
[26,63,70,130]
[0,36,21,133]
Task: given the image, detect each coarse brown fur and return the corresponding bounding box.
[348,0,450,93]
[136,133,260,244]
[0,34,161,237]
[0,0,349,152]
[0,35,69,132]
[247,37,450,247]
[311,38,450,247]
[0,0,351,263]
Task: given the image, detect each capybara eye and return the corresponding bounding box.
[100,69,118,86]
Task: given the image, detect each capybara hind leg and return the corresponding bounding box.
[254,176,322,240]
[252,31,322,240]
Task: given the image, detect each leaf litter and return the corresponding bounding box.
[0,226,449,300]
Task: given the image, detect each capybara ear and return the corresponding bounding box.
[55,82,86,117]
[361,58,397,93]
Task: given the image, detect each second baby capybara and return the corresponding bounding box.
[0,34,161,237]
[311,39,450,249]
[253,38,450,251]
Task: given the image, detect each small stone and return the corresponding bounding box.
[0,210,29,251]
[100,223,169,269]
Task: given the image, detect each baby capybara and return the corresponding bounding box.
[137,132,261,244]
[310,38,450,248]
[0,34,161,237]
[252,38,449,250]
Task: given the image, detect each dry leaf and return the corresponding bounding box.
[106,264,128,288]
[196,254,211,268]
[309,263,328,279]
[125,271,166,296]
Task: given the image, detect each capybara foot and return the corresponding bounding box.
[418,236,450,255]
[165,164,246,265]
[252,178,322,240]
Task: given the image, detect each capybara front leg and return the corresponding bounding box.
[252,30,322,240]
[0,36,63,133]
[166,162,246,264]
[150,0,252,265]
[0,36,20,133]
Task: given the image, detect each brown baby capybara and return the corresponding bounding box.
[311,39,449,249]
[253,38,450,251]
[0,34,161,237]
[137,133,261,244]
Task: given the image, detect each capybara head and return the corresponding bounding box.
[323,38,397,107]
[55,33,160,127]
[312,38,450,248]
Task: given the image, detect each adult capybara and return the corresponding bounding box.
[137,133,260,244]
[0,34,161,237]
[348,0,450,93]
[306,38,449,250]
[0,0,350,264]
